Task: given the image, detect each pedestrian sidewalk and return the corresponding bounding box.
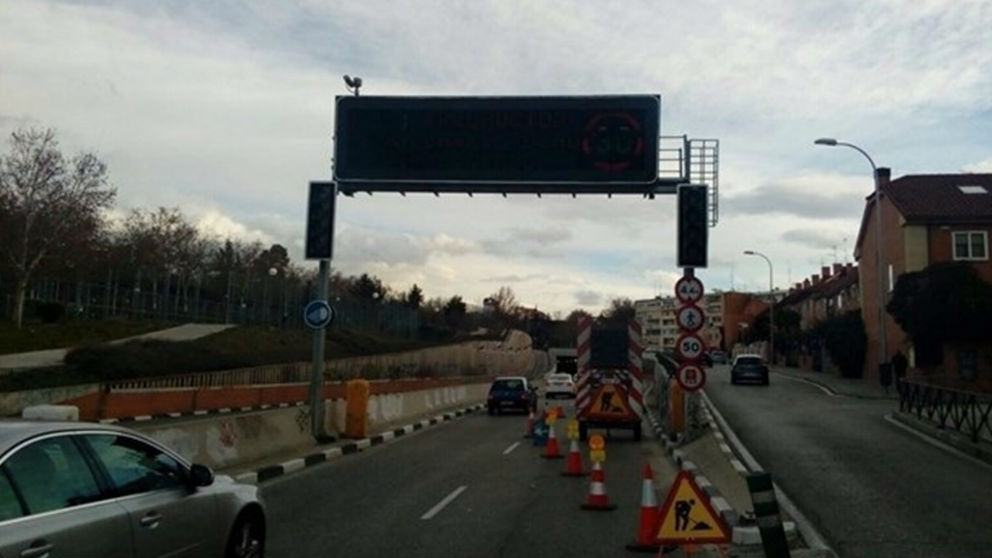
[0,323,234,371]
[771,366,899,401]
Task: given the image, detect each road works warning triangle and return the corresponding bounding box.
[587,384,633,419]
[657,470,731,544]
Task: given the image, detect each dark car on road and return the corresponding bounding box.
[709,350,729,365]
[487,376,537,414]
[730,354,770,385]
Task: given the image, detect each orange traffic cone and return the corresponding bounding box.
[523,409,535,438]
[542,423,563,459]
[580,461,617,511]
[561,439,586,476]
[625,463,662,552]
[555,405,566,419]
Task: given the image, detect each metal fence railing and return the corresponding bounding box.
[899,379,992,444]
[106,362,311,391]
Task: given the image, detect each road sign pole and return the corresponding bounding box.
[310,259,330,441]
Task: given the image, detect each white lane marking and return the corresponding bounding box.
[701,390,833,553]
[420,485,468,520]
[502,441,521,455]
[883,413,992,472]
[775,373,839,397]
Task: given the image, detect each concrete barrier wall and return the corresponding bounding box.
[135,381,491,470]
[0,384,100,417]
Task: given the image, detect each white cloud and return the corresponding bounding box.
[962,159,992,173]
[2,0,989,314]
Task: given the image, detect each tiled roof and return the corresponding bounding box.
[855,173,992,257]
[815,268,859,299]
[883,173,992,223]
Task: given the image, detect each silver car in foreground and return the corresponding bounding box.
[0,420,265,558]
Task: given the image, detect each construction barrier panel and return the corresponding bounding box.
[345,379,371,439]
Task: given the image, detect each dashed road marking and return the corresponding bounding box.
[421,486,468,520]
[502,441,521,455]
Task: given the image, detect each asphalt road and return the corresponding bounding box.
[261,399,662,557]
[705,366,992,557]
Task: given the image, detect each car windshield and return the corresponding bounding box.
[736,357,764,365]
[491,380,524,391]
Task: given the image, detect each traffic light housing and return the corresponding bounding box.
[305,181,337,260]
[677,185,708,268]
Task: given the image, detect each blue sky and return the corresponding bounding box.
[2,0,990,315]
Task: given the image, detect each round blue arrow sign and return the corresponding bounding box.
[303,300,334,330]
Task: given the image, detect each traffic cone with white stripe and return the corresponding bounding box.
[542,423,563,459]
[560,438,586,476]
[523,409,535,438]
[580,461,616,511]
[625,463,662,552]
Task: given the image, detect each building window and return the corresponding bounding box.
[646,328,662,336]
[952,231,988,261]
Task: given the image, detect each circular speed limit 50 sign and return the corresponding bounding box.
[676,333,707,361]
[676,363,706,392]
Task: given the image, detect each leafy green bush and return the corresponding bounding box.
[814,310,867,378]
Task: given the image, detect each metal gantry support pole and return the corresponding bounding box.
[310,259,330,440]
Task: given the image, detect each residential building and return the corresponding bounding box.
[854,170,992,384]
[634,296,678,351]
[778,263,860,372]
[720,292,769,350]
[637,291,767,354]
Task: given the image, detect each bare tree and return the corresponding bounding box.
[0,128,115,327]
[488,286,518,317]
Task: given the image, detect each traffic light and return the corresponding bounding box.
[677,185,708,268]
[305,181,337,260]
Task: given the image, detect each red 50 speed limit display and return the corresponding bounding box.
[676,333,707,361]
[676,363,706,392]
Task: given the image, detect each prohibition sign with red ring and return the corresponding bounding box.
[676,332,707,361]
[675,275,704,305]
[676,363,706,392]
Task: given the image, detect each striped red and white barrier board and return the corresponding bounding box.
[575,315,594,416]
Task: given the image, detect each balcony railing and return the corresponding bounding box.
[899,379,992,444]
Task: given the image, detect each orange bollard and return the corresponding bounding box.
[625,463,662,552]
[523,409,535,438]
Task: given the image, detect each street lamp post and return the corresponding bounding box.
[744,250,774,364]
[814,138,888,378]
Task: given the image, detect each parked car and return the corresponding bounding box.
[730,354,770,385]
[544,373,576,399]
[0,420,265,558]
[487,376,537,414]
[709,350,729,365]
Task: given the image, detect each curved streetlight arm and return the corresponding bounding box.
[833,142,877,173]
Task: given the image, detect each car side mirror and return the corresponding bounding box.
[188,463,214,489]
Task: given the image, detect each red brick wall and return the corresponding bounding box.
[859,195,911,381]
[927,225,992,283]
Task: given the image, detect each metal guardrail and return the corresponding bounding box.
[107,363,311,391]
[899,379,992,444]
